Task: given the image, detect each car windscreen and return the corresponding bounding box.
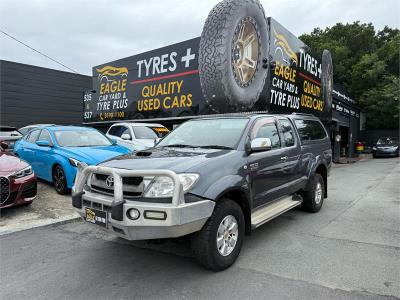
[132,126,159,139]
[377,137,398,145]
[157,118,249,149]
[19,127,34,136]
[54,130,112,147]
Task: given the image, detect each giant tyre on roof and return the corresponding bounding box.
[198,0,269,113]
[321,49,333,113]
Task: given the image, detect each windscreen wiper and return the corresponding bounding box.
[196,145,233,150]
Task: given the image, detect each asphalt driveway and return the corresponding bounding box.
[0,157,399,299]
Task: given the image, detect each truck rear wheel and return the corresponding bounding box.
[191,199,244,271]
[301,174,324,213]
[198,0,269,113]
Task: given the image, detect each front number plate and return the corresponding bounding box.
[85,207,107,227]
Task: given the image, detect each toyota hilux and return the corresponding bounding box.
[72,114,331,270]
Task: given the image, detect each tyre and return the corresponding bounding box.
[191,199,245,271]
[198,0,269,113]
[53,165,68,195]
[321,49,333,114]
[301,174,324,213]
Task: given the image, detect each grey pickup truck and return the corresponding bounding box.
[72,114,332,270]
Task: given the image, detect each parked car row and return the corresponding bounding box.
[0,123,170,208]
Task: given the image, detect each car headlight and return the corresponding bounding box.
[144,174,199,198]
[13,166,33,178]
[69,157,81,167]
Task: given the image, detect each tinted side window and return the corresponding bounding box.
[294,119,327,142]
[255,123,281,149]
[27,130,40,143]
[278,119,295,147]
[38,129,52,144]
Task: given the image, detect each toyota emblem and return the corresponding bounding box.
[105,176,114,188]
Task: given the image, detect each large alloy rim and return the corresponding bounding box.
[232,17,259,87]
[315,182,323,205]
[216,215,239,257]
[54,167,65,192]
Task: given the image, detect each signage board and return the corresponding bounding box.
[83,16,332,124]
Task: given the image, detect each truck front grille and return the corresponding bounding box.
[89,173,144,199]
[94,173,143,185]
[0,177,10,203]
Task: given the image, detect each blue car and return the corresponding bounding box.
[14,126,131,194]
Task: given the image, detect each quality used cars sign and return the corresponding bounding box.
[84,38,203,123]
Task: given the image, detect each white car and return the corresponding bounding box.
[106,122,170,151]
[0,126,23,151]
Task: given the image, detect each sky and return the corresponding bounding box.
[0,0,398,76]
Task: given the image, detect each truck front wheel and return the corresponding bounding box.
[191,199,244,271]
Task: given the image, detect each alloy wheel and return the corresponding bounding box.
[216,215,239,256]
[54,167,65,192]
[315,182,323,205]
[232,17,260,87]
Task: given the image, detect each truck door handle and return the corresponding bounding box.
[280,156,288,160]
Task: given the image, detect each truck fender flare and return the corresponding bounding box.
[204,175,252,235]
[305,160,328,198]
[203,175,250,202]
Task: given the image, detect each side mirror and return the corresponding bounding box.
[250,137,272,152]
[36,140,51,147]
[121,133,131,140]
[0,141,8,151]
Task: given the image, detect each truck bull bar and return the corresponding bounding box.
[72,165,215,240]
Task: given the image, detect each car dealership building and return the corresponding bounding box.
[0,60,90,128]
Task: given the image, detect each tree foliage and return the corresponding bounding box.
[300,23,399,129]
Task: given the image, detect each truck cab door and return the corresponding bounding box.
[277,117,303,194]
[248,117,291,208]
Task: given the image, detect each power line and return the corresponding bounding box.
[0,29,80,74]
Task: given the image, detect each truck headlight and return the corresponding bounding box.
[13,166,33,178]
[144,174,199,198]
